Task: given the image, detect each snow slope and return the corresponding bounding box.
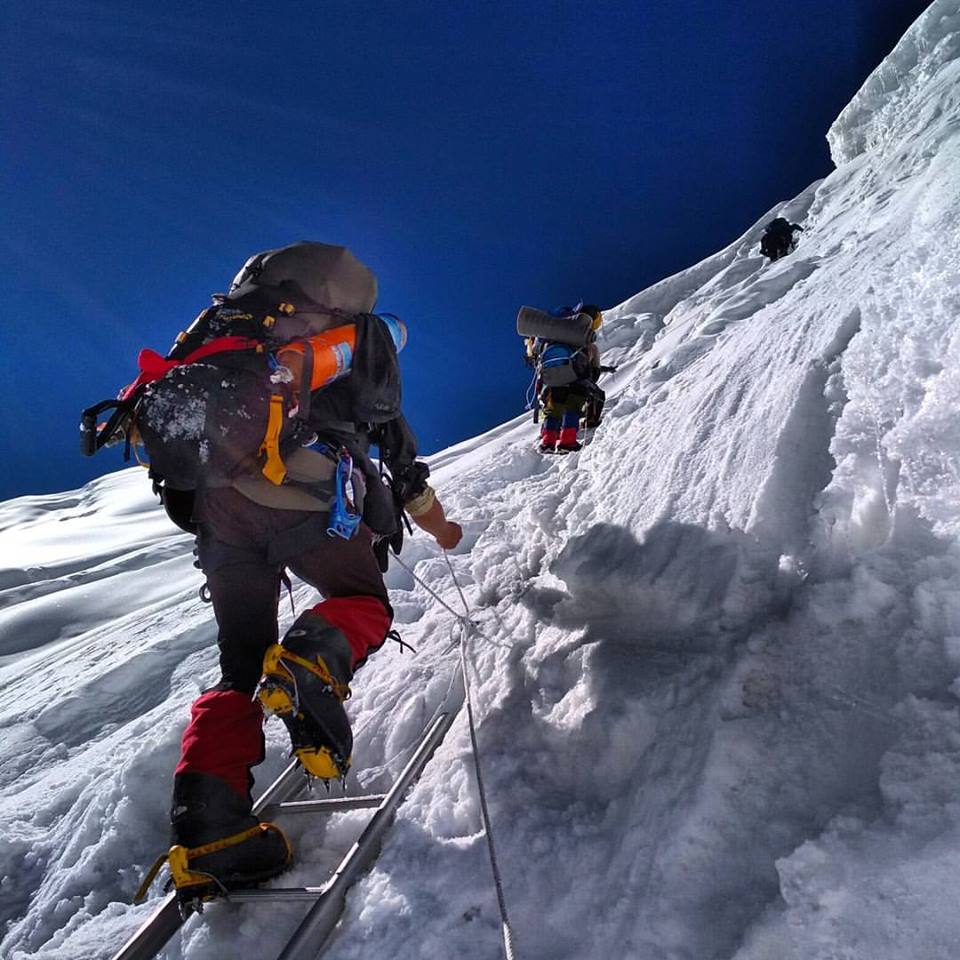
[3,2,960,957]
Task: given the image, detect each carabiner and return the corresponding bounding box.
[327,448,361,540]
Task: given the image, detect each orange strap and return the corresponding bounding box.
[259,395,287,485]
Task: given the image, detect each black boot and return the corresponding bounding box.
[257,611,354,780]
[169,772,291,899]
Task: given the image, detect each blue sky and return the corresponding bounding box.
[1,0,930,500]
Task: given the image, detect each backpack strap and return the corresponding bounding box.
[120,336,262,400]
[259,396,288,485]
[297,341,315,422]
[80,397,137,457]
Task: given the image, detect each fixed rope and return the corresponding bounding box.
[442,551,518,960]
[388,549,518,959]
[389,553,509,650]
[391,552,474,623]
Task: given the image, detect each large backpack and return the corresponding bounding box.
[517,304,595,388]
[533,340,592,387]
[81,242,405,506]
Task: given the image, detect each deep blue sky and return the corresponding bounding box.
[1,0,931,500]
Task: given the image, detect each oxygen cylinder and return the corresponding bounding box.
[278,324,357,390]
[277,315,407,391]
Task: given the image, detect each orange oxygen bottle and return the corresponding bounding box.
[276,323,357,391]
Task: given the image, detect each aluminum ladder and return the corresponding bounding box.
[111,672,464,960]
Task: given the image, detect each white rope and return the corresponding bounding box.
[390,552,509,649]
[443,551,519,960]
[524,366,539,412]
[390,552,475,623]
[388,548,519,957]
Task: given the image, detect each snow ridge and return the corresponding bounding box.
[828,0,960,164]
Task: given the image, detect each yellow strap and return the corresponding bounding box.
[181,823,270,860]
[271,646,351,702]
[133,851,171,904]
[260,395,287,485]
[133,823,277,903]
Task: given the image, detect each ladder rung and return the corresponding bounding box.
[111,674,466,960]
[224,887,327,903]
[264,795,388,817]
[276,698,465,960]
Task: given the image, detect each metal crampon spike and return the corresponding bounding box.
[177,896,203,920]
[256,674,300,717]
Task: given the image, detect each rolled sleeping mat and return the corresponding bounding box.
[516,306,594,346]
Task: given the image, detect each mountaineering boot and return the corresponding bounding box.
[556,426,582,452]
[539,427,559,453]
[168,771,291,901]
[257,610,355,780]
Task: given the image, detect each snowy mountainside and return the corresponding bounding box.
[4,2,960,957]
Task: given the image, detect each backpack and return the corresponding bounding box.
[517,304,595,389]
[533,341,592,387]
[81,243,405,510]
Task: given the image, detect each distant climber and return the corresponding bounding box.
[760,217,803,261]
[518,303,605,453]
[760,217,804,261]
